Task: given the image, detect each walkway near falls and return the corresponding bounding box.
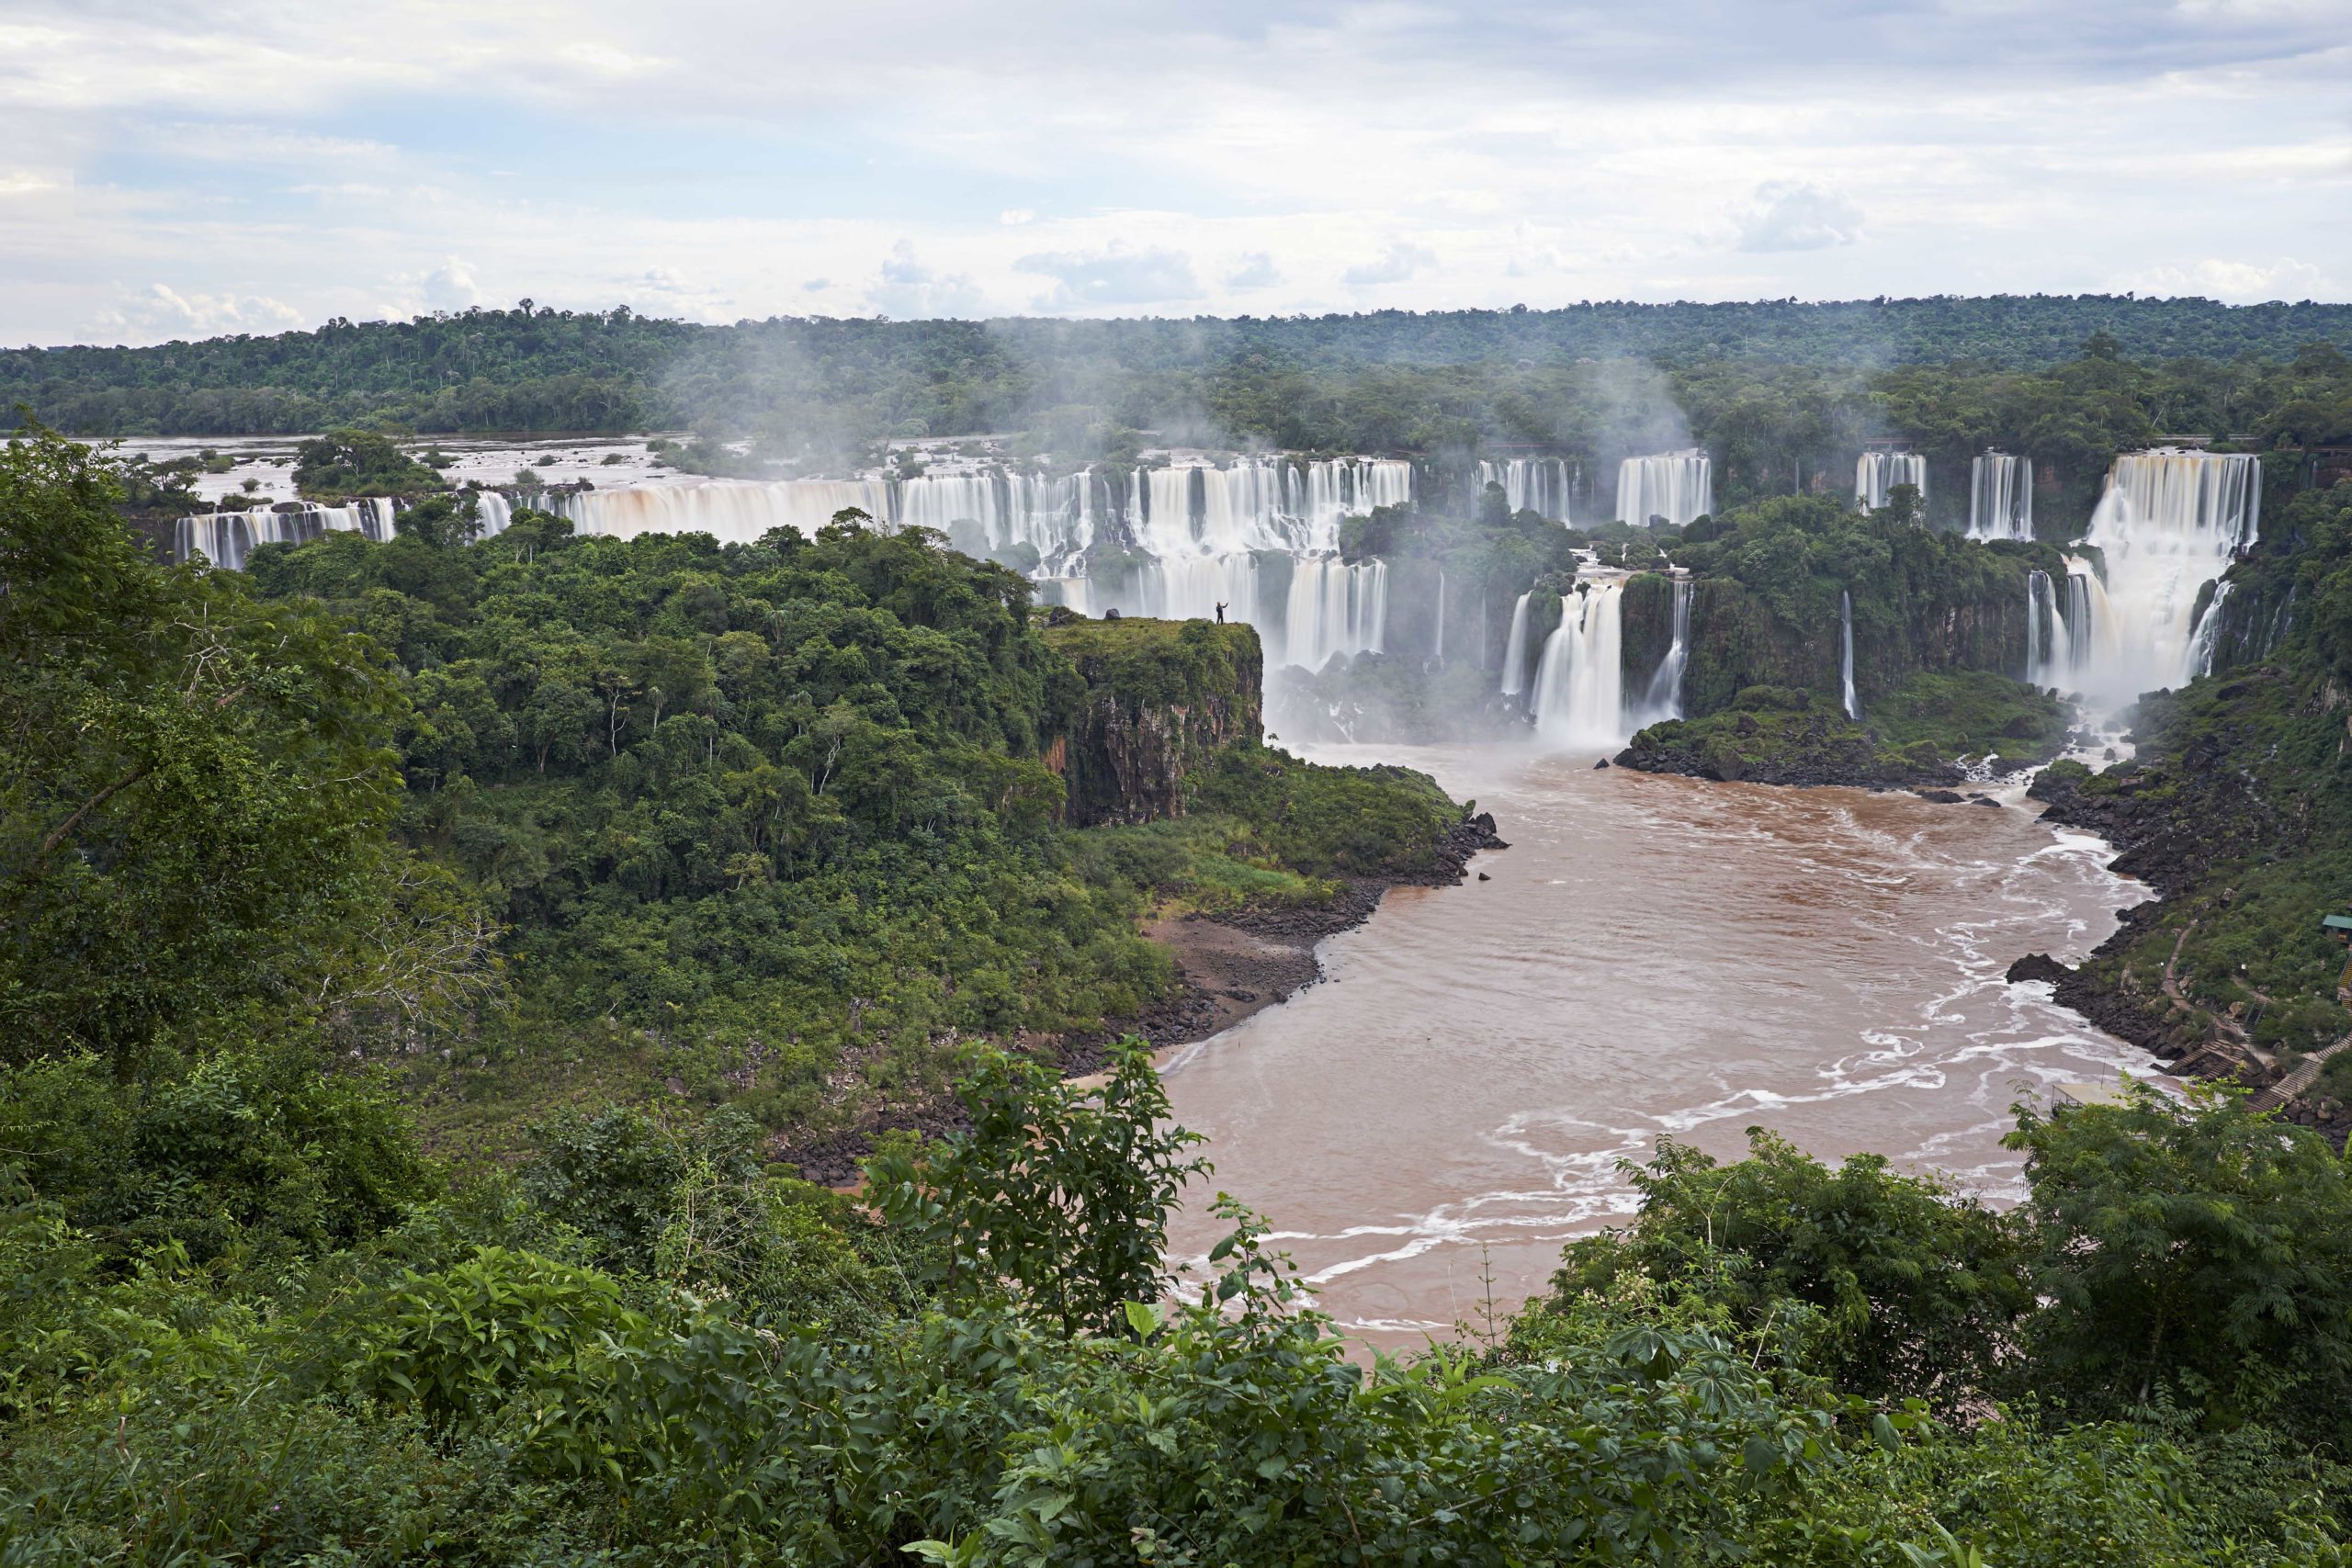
[2251,1034,2352,1114]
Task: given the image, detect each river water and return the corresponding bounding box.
[1160,742,2153,1348]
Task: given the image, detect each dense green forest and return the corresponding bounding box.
[6,300,2349,476]
[7,427,2352,1556]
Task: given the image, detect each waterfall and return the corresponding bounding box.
[175,499,399,570]
[2188,580,2234,679]
[548,479,894,543]
[1476,457,1573,522]
[2073,450,2261,703]
[473,490,513,537]
[1635,578,1694,723]
[1281,558,1389,670]
[1839,591,1858,720]
[1532,581,1626,749]
[2026,570,2074,687]
[1855,452,1928,511]
[1498,592,1533,696]
[1433,570,1446,662]
[1614,452,1713,528]
[1967,453,2034,540]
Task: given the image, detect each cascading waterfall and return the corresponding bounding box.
[2187,580,2234,679]
[1498,592,1534,697]
[473,490,513,537]
[175,499,398,570]
[1968,453,2033,539]
[547,479,895,543]
[1532,581,1627,749]
[2026,570,2073,686]
[1476,457,1574,522]
[1433,570,1446,662]
[1614,452,1713,528]
[2073,449,2261,703]
[1855,452,1928,511]
[1839,591,1858,720]
[1281,558,1388,670]
[1634,578,1694,724]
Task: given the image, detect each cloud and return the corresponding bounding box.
[1344,242,1435,286]
[1736,182,1864,252]
[419,256,482,310]
[1225,251,1279,288]
[1014,243,1198,310]
[999,208,1035,226]
[866,241,986,318]
[0,171,61,197]
[802,276,831,292]
[2118,255,2335,302]
[90,284,305,342]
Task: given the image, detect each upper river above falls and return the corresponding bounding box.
[1159,741,2155,1349]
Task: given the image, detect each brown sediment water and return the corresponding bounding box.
[1159,742,2153,1349]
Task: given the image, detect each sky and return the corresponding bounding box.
[2,0,2348,347]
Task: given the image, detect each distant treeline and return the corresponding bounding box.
[6,295,2349,444]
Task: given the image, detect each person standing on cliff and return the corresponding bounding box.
[1215,602,1226,623]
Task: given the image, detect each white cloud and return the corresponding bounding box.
[1735,182,1864,252]
[90,284,305,342]
[1226,252,1279,288]
[866,241,987,318]
[1014,243,1199,310]
[1345,242,1435,286]
[2118,255,2335,302]
[999,208,1035,225]
[419,256,482,310]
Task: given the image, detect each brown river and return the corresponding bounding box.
[1160,742,2154,1348]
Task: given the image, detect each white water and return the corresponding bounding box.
[1498,592,1534,697]
[2188,580,2234,679]
[1840,590,1858,719]
[1968,453,2034,540]
[1280,558,1389,670]
[2073,450,2260,705]
[547,479,894,543]
[1477,457,1576,523]
[2027,570,2073,687]
[473,490,513,537]
[1855,452,1928,511]
[1634,578,1694,724]
[1532,581,1626,749]
[1614,452,1713,528]
[176,499,399,569]
[1433,570,1446,663]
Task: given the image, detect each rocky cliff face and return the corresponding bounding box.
[1044,618,1264,827]
[1619,558,2041,721]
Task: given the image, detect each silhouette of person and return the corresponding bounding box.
[1215,601,1227,623]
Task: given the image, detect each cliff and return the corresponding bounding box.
[1044,617,1264,827]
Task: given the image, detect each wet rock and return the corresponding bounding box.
[1593,758,1611,768]
[1971,795,2001,807]
[2007,953,2071,986]
[1915,789,1965,804]
[1476,871,1491,881]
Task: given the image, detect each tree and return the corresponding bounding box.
[867,1039,1208,1336]
[0,430,413,1070]
[2009,1081,2352,1442]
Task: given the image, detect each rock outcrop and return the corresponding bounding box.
[1044,618,1264,827]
